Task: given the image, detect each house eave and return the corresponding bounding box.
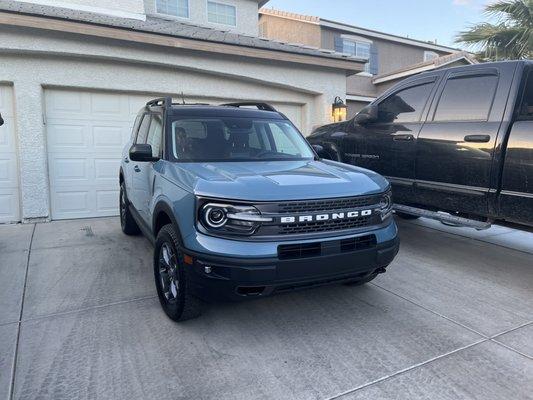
[0,11,365,74]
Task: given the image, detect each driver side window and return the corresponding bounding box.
[377,82,434,124]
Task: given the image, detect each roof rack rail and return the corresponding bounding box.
[146,97,173,109]
[221,102,278,112]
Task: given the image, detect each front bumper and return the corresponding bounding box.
[182,221,399,300]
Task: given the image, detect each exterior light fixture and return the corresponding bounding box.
[332,96,347,122]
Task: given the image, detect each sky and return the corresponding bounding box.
[264,0,495,49]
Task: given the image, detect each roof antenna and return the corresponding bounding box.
[181,92,186,105]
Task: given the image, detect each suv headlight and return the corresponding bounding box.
[379,190,393,220]
[198,201,272,236]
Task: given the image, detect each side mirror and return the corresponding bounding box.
[129,144,159,162]
[311,144,329,159]
[0,113,4,127]
[354,104,378,125]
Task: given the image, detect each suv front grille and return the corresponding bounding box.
[279,215,374,235]
[254,194,383,237]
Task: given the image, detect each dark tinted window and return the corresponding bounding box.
[434,75,498,121]
[377,83,434,123]
[136,114,151,144]
[519,70,533,120]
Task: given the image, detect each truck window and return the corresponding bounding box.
[376,83,434,124]
[518,70,533,120]
[434,75,498,122]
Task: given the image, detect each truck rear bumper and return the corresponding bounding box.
[184,231,399,301]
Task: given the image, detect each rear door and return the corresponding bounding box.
[413,65,514,216]
[342,76,438,203]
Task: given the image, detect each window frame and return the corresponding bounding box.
[342,38,372,74]
[431,70,500,123]
[154,0,190,20]
[373,77,438,125]
[206,0,237,27]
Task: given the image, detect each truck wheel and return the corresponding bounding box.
[396,212,420,220]
[344,273,378,286]
[120,183,141,235]
[154,224,202,322]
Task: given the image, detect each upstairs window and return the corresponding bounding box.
[207,1,237,26]
[343,39,372,73]
[424,51,439,62]
[156,0,189,18]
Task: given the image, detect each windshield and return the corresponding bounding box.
[170,117,315,162]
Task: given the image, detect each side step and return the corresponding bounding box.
[393,204,492,230]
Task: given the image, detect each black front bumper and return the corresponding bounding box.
[185,237,400,301]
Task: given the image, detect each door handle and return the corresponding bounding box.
[124,157,130,164]
[134,165,141,172]
[464,135,490,143]
[392,134,414,141]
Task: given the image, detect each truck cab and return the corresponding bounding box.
[309,61,533,229]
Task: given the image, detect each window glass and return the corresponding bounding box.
[207,1,236,26]
[377,83,434,124]
[343,39,371,73]
[156,0,188,18]
[136,114,151,144]
[171,117,312,162]
[434,75,498,122]
[130,115,142,140]
[424,51,439,62]
[146,114,164,157]
[519,71,533,120]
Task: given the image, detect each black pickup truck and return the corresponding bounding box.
[309,60,533,229]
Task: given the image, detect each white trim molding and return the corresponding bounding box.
[346,95,376,102]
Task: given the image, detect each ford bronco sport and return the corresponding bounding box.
[120,98,399,321]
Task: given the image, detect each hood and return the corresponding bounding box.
[162,160,389,202]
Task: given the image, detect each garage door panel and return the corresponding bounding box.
[0,86,20,223]
[46,89,153,220]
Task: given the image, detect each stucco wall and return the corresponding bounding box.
[259,14,321,48]
[0,25,346,221]
[16,0,146,19]
[144,0,260,36]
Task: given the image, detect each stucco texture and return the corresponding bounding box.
[0,25,347,221]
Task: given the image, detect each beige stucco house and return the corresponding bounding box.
[0,0,365,223]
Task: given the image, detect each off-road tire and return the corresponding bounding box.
[120,183,141,235]
[154,224,202,322]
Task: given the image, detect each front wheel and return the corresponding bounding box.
[154,224,202,322]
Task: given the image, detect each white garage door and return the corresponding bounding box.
[0,86,20,223]
[45,89,152,220]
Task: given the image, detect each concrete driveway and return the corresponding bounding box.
[1,217,532,400]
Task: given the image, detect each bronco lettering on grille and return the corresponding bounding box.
[280,209,373,224]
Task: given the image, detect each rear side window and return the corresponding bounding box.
[377,82,434,124]
[518,70,533,120]
[434,75,498,122]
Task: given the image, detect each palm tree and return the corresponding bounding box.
[455,0,532,61]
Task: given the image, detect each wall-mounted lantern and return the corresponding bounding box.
[332,96,347,122]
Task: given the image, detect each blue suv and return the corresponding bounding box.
[120,98,399,321]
